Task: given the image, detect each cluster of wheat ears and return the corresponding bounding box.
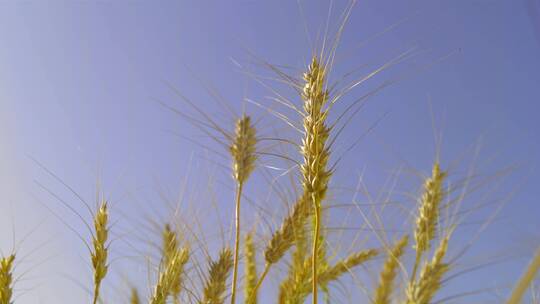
[1,8,540,304]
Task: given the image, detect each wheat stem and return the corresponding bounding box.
[231,183,243,304]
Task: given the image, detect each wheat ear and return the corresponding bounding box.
[244,233,258,304]
[411,163,446,282]
[151,247,190,304]
[162,223,184,303]
[230,115,257,304]
[374,235,409,304]
[91,201,109,304]
[408,236,449,304]
[202,248,234,304]
[300,57,332,304]
[130,287,141,304]
[0,254,15,304]
[507,247,540,304]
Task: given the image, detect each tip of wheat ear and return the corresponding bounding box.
[161,223,184,300]
[414,162,446,254]
[130,287,141,304]
[230,115,257,185]
[0,254,15,304]
[91,201,109,304]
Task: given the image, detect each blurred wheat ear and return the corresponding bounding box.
[0,254,15,304]
[91,201,109,304]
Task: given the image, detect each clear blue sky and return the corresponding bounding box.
[1,0,539,303]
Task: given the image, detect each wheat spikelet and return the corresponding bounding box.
[202,248,234,304]
[91,201,109,304]
[374,235,409,304]
[414,163,446,254]
[130,287,141,304]
[151,248,190,304]
[318,249,378,284]
[300,56,332,304]
[244,233,258,304]
[0,254,15,304]
[408,236,449,304]
[230,114,257,304]
[507,247,540,304]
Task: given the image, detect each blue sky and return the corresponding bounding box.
[1,0,539,303]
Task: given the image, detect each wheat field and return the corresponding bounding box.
[0,1,539,303]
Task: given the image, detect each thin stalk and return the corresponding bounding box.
[507,248,540,304]
[248,263,270,303]
[231,183,244,304]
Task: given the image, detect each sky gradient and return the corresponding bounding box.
[1,0,539,303]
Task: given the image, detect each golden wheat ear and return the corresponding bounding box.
[507,247,540,304]
[374,235,409,304]
[244,233,258,304]
[91,201,109,304]
[407,236,450,304]
[202,248,234,304]
[0,254,15,304]
[161,223,185,303]
[130,287,141,304]
[151,246,190,304]
[230,114,258,304]
[300,56,332,304]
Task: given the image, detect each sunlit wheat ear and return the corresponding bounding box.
[130,287,141,304]
[202,248,234,304]
[230,114,258,304]
[244,233,258,304]
[162,224,183,303]
[301,56,332,304]
[411,162,446,283]
[280,249,379,304]
[374,235,409,304]
[151,248,190,304]
[414,163,446,254]
[507,247,540,304]
[91,201,109,304]
[0,254,15,304]
[408,236,450,304]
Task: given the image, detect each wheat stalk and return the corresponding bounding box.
[230,114,257,304]
[91,201,109,304]
[151,247,190,304]
[0,254,15,304]
[202,248,234,304]
[374,235,409,304]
